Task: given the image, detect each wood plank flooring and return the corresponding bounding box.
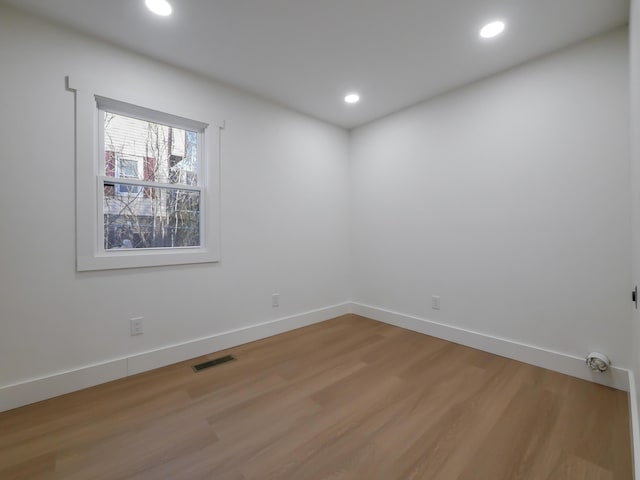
[0,314,632,479]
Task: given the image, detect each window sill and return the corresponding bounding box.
[77,247,219,271]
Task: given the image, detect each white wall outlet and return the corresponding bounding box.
[130,317,144,336]
[272,293,280,308]
[431,296,441,310]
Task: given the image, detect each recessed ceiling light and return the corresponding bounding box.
[344,93,360,104]
[479,21,505,39]
[145,0,172,16]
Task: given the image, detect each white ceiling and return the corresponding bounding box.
[2,0,630,128]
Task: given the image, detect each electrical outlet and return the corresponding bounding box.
[431,296,441,310]
[130,317,144,336]
[272,293,280,308]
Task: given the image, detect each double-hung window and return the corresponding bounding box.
[70,76,221,271]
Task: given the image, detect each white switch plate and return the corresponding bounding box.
[272,293,280,307]
[130,317,144,336]
[431,296,441,310]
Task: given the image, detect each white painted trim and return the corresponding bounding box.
[351,302,630,391]
[67,74,222,271]
[0,360,127,413]
[95,95,209,132]
[101,175,203,192]
[0,303,351,413]
[630,372,640,480]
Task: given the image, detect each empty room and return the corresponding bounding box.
[1,0,640,478]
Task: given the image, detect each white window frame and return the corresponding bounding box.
[68,75,221,271]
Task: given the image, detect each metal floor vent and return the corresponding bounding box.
[192,355,236,372]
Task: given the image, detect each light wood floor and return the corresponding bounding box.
[0,315,632,479]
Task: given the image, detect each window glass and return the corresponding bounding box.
[103,184,200,250]
[115,157,142,194]
[102,110,202,250]
[104,112,199,186]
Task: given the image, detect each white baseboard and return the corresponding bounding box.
[0,359,128,413]
[0,301,630,413]
[0,302,351,413]
[351,302,630,391]
[630,372,640,480]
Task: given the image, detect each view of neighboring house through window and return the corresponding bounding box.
[102,110,201,250]
[115,157,142,195]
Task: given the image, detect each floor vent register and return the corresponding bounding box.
[192,355,236,372]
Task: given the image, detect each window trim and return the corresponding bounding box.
[68,75,221,271]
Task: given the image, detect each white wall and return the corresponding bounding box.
[0,4,350,390]
[351,29,632,368]
[630,0,640,476]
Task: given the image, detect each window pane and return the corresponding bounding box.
[104,183,200,249]
[118,158,139,178]
[104,112,198,186]
[115,157,142,194]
